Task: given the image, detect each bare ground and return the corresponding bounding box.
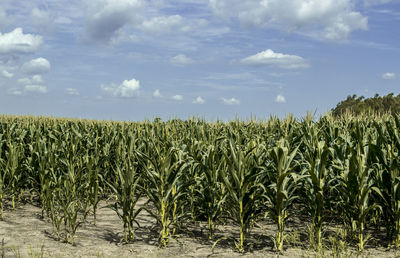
[1,200,399,258]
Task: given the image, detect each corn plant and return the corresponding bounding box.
[0,134,5,219]
[4,141,24,209]
[181,139,201,224]
[26,134,56,218]
[106,134,142,242]
[335,124,381,252]
[371,118,400,247]
[42,126,90,243]
[217,135,265,252]
[137,140,190,247]
[56,158,88,243]
[85,138,103,225]
[262,139,300,252]
[302,139,333,250]
[300,120,335,250]
[190,142,226,239]
[48,168,63,238]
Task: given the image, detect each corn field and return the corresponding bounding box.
[1,113,400,252]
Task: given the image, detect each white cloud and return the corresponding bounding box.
[17,78,31,84]
[66,88,80,95]
[101,78,140,98]
[172,94,183,101]
[241,49,309,69]
[382,72,396,80]
[153,89,162,97]
[84,0,144,42]
[222,97,240,105]
[210,0,367,40]
[193,96,205,104]
[275,94,286,103]
[1,70,13,78]
[84,2,191,42]
[18,75,44,85]
[171,54,194,66]
[17,74,43,85]
[22,57,51,74]
[141,15,183,34]
[31,74,43,84]
[0,28,43,54]
[24,85,48,94]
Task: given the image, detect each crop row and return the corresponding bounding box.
[0,114,400,252]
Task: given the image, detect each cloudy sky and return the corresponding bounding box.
[0,0,399,121]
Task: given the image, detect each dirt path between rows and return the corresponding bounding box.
[1,200,398,257]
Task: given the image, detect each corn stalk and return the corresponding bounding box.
[262,139,300,252]
[137,140,190,247]
[219,135,264,252]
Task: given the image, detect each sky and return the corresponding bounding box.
[0,0,399,121]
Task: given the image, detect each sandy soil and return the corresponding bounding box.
[1,200,399,258]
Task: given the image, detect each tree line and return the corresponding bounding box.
[332,93,400,117]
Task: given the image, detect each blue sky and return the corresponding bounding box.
[0,0,399,121]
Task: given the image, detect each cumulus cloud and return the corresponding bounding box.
[170,54,194,66]
[101,78,140,97]
[172,94,183,101]
[153,89,162,97]
[22,57,51,74]
[32,74,43,83]
[141,15,183,34]
[193,96,205,104]
[66,88,80,95]
[275,94,286,103]
[241,49,309,69]
[24,85,48,94]
[17,75,44,85]
[0,28,43,54]
[1,70,13,78]
[210,0,367,40]
[84,0,144,42]
[222,97,240,105]
[382,72,396,80]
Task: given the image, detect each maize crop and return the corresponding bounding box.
[0,114,399,251]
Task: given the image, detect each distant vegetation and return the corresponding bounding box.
[332,93,400,116]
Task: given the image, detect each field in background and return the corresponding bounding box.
[1,114,400,256]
